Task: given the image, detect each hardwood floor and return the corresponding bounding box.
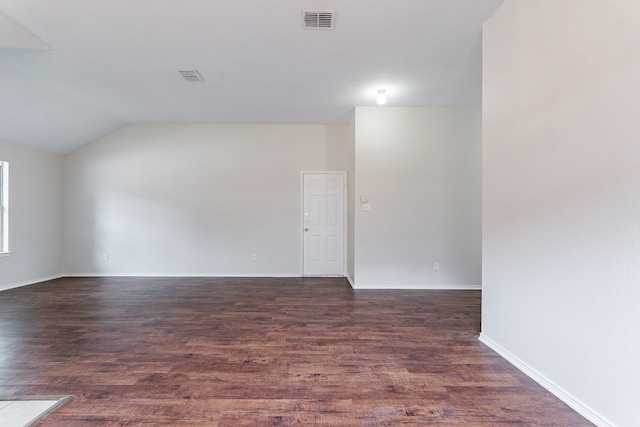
[0,277,591,426]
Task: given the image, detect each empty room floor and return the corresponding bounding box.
[0,277,591,426]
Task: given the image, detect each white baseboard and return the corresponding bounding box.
[63,273,303,278]
[353,283,481,290]
[0,274,63,292]
[478,333,612,427]
[346,274,355,289]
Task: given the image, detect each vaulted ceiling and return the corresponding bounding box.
[0,0,503,154]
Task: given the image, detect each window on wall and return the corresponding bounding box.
[0,161,8,254]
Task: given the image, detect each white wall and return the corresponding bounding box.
[63,124,347,276]
[347,111,356,285]
[352,107,482,289]
[0,140,63,290]
[481,1,640,426]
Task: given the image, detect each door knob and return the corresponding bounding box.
[304,228,309,232]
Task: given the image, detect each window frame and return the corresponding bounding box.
[0,161,9,255]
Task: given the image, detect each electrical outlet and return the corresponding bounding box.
[433,262,439,271]
[252,254,258,262]
[103,253,109,262]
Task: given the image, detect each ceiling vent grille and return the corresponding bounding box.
[178,69,205,82]
[302,10,335,30]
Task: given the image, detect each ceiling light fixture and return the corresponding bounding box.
[376,89,387,105]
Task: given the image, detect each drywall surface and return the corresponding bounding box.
[353,107,482,289]
[347,111,356,285]
[63,124,347,276]
[0,140,63,290]
[482,1,640,425]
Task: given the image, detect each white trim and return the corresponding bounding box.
[62,273,304,278]
[478,333,613,427]
[353,283,482,290]
[0,161,8,254]
[0,274,63,292]
[0,251,12,257]
[346,274,355,289]
[300,171,347,277]
[2,273,354,289]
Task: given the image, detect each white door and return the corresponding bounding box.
[303,173,345,276]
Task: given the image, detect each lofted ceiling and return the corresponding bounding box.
[0,0,504,155]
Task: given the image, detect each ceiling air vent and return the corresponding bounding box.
[178,69,205,82]
[302,10,335,30]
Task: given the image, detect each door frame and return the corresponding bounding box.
[300,171,347,277]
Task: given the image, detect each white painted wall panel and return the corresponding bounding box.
[0,140,63,290]
[482,1,640,425]
[346,113,356,285]
[63,124,347,276]
[352,107,482,289]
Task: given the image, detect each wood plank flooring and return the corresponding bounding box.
[0,277,591,426]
